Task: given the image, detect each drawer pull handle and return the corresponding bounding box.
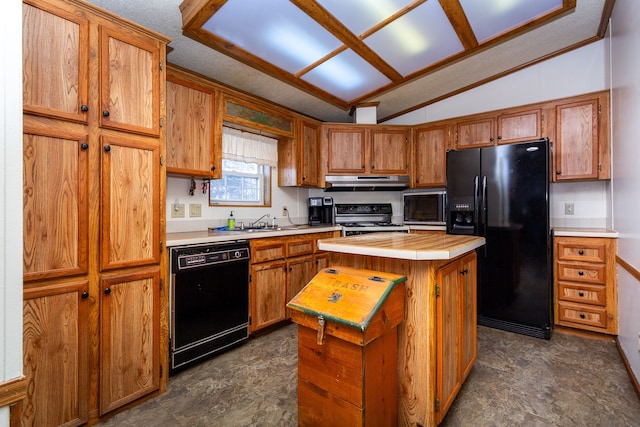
[579,313,586,319]
[578,291,585,297]
[578,250,584,255]
[578,271,584,276]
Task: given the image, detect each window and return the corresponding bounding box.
[209,127,277,206]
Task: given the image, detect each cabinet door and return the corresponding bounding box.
[166,77,219,178]
[23,280,90,426]
[22,0,90,123]
[23,124,89,281]
[435,261,462,424]
[315,252,330,272]
[554,98,600,180]
[459,252,477,381]
[250,261,287,332]
[456,116,495,149]
[414,125,448,187]
[99,25,162,136]
[100,135,160,271]
[326,127,367,173]
[286,255,315,313]
[497,109,541,145]
[300,120,320,186]
[371,128,409,174]
[100,269,160,415]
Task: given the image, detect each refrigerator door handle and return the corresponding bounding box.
[474,175,480,231]
[481,175,487,234]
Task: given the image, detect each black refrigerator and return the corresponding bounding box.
[446,138,551,339]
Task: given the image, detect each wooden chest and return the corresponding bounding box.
[287,266,406,426]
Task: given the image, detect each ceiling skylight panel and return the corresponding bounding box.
[301,49,391,102]
[201,0,343,74]
[316,0,413,36]
[364,0,464,76]
[460,0,563,42]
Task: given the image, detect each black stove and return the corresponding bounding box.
[335,203,409,236]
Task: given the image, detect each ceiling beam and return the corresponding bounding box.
[438,0,478,50]
[290,0,403,82]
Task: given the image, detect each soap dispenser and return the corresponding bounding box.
[228,211,235,230]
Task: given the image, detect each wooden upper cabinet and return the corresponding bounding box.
[553,91,609,181]
[100,269,160,415]
[279,118,321,187]
[324,124,409,175]
[455,116,495,149]
[370,127,409,174]
[497,109,542,145]
[22,0,90,123]
[100,135,161,271]
[326,126,367,174]
[99,25,162,137]
[23,123,89,282]
[413,123,451,188]
[166,71,220,178]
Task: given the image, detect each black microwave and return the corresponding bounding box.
[403,190,447,225]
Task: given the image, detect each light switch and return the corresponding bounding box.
[189,203,202,217]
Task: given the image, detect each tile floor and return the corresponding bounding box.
[97,324,640,426]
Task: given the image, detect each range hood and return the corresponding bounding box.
[324,175,410,192]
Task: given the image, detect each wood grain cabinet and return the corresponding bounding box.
[551,91,610,181]
[412,121,453,188]
[455,108,542,149]
[554,236,617,334]
[322,124,410,175]
[279,118,321,187]
[250,232,338,332]
[20,0,169,424]
[166,65,222,178]
[435,251,477,424]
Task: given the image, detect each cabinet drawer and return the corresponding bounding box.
[556,262,605,284]
[250,242,285,263]
[557,281,606,306]
[557,240,606,263]
[287,239,314,257]
[557,302,607,329]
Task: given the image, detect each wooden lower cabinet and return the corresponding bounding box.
[99,269,160,415]
[249,231,338,333]
[250,260,287,331]
[553,236,617,334]
[436,252,477,424]
[22,281,90,427]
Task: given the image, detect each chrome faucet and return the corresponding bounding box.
[248,213,270,228]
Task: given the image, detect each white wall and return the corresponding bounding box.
[166,174,311,232]
[0,0,23,424]
[384,41,611,229]
[611,0,640,382]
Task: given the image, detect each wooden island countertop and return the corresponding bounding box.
[317,232,485,260]
[317,232,485,426]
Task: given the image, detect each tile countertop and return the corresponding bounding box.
[552,227,619,238]
[166,225,342,247]
[317,232,485,261]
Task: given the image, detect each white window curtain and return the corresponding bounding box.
[222,126,278,167]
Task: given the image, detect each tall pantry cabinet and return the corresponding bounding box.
[20,0,170,425]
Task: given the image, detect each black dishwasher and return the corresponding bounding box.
[169,240,250,373]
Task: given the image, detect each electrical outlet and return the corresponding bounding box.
[171,203,185,218]
[282,206,288,216]
[564,202,575,215]
[189,203,201,217]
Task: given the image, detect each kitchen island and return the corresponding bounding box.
[317,232,485,426]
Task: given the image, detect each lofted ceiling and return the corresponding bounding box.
[86,0,613,123]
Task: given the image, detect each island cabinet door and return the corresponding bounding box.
[435,251,477,425]
[435,261,462,424]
